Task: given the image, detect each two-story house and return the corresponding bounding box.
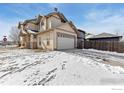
[18,12,82,50]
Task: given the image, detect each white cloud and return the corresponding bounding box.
[2,4,32,18]
[0,4,51,41]
[3,4,45,19]
[48,3,60,8]
[0,20,17,41]
[79,8,124,35]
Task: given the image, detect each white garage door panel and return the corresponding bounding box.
[58,37,74,49]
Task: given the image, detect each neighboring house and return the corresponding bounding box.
[85,33,94,39]
[87,32,122,42]
[18,12,80,50]
[77,29,85,49]
[0,41,2,45]
[120,35,124,42]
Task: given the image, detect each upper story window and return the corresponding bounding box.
[39,37,41,46]
[41,21,44,26]
[47,38,50,46]
[34,35,37,39]
[39,21,45,31]
[61,20,66,23]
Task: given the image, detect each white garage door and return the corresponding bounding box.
[57,33,75,49]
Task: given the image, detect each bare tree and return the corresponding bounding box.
[9,26,20,45]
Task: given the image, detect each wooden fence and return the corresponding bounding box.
[84,41,124,53]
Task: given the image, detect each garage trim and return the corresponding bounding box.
[56,32,76,49]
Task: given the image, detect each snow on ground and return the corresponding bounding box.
[0,48,124,85]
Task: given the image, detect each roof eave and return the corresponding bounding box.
[88,36,123,40]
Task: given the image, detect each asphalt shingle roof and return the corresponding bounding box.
[91,32,121,39]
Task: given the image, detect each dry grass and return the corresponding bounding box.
[102,59,124,68]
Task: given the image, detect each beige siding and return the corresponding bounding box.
[37,31,54,50]
[20,25,24,31]
[49,16,62,28]
[20,36,25,46]
[20,14,78,50]
[56,23,76,33]
[53,23,77,49]
[39,18,47,31]
[39,16,62,31]
[30,34,37,49]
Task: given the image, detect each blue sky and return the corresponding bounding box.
[0,3,124,40]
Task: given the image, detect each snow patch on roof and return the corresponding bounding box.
[90,32,121,39]
[27,30,37,34]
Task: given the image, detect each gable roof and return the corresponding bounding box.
[77,29,85,33]
[36,15,43,24]
[89,32,122,39]
[18,11,78,35]
[23,18,37,25]
[47,12,68,22]
[85,33,94,39]
[19,12,69,26]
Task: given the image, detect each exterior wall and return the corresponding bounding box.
[20,25,24,31]
[39,18,47,31]
[37,23,40,31]
[78,31,85,39]
[49,16,62,28]
[25,35,30,48]
[77,39,85,49]
[56,23,76,33]
[30,34,37,49]
[20,36,25,47]
[77,31,85,49]
[39,15,63,32]
[19,35,30,48]
[37,31,54,50]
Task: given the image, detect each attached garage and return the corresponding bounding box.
[57,32,76,50]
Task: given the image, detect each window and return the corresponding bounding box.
[39,37,41,45]
[47,38,50,45]
[38,24,40,31]
[34,35,37,38]
[61,20,66,23]
[41,21,44,26]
